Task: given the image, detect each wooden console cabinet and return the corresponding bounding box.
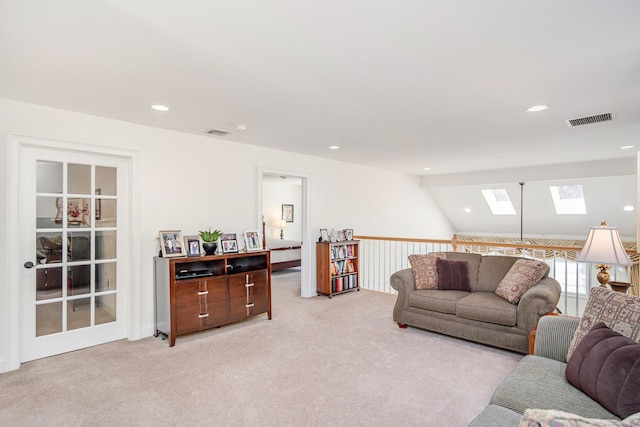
[154,251,271,346]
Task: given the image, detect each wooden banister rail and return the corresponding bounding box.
[355,233,637,256]
[354,235,451,245]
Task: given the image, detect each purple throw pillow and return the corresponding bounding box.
[565,322,640,419]
[436,258,471,291]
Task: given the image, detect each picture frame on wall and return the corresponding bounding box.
[282,204,294,223]
[183,235,203,257]
[244,229,263,252]
[159,230,187,258]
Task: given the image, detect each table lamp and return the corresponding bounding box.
[575,221,631,288]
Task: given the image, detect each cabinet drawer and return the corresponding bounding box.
[229,292,269,322]
[176,299,229,333]
[228,271,268,299]
[175,277,228,308]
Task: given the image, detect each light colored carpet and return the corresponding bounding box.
[0,269,521,426]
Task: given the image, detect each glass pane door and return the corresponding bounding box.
[35,161,118,335]
[21,145,128,363]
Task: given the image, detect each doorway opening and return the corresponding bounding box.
[258,168,313,298]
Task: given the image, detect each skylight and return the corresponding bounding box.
[549,185,587,214]
[481,189,516,215]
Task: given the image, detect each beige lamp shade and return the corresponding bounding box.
[575,223,631,266]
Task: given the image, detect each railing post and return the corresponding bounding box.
[451,234,458,252]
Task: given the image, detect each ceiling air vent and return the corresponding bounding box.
[205,128,230,137]
[565,112,613,128]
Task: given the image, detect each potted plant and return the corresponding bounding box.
[199,227,222,255]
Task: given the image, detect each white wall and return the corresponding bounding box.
[0,98,454,372]
[262,175,302,241]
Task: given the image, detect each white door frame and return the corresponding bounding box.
[258,167,315,298]
[5,134,141,372]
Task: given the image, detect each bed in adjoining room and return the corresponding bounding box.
[262,220,302,272]
[265,237,302,271]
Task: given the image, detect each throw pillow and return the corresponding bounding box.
[495,259,550,304]
[436,258,470,291]
[408,252,447,290]
[567,287,640,360]
[520,408,640,427]
[565,322,640,419]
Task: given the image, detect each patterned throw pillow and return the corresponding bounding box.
[565,322,640,419]
[567,287,640,360]
[520,408,640,427]
[408,252,447,290]
[495,259,550,304]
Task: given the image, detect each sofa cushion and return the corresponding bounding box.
[436,258,471,291]
[565,322,640,419]
[495,259,550,304]
[408,252,447,290]
[490,355,618,420]
[408,289,469,314]
[456,293,517,327]
[520,409,640,427]
[567,287,640,360]
[476,255,520,293]
[468,404,522,427]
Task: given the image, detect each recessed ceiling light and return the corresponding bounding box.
[423,167,431,171]
[527,105,548,112]
[151,104,170,111]
[329,145,340,150]
[464,208,471,213]
[620,145,635,150]
[235,124,247,132]
[624,205,635,212]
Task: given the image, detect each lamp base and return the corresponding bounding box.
[596,268,611,288]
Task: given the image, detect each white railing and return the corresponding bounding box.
[356,235,634,317]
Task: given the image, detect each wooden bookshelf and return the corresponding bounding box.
[316,241,359,298]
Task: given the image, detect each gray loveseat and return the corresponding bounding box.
[468,315,623,425]
[390,252,561,354]
[469,287,640,426]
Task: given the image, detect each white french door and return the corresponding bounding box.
[19,145,130,362]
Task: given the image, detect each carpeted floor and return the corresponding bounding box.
[0,268,521,426]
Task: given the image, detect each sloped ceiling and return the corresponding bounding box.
[429,174,636,241]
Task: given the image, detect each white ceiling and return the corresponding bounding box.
[1,0,639,178]
[1,1,638,240]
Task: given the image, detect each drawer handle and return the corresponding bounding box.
[245,303,255,308]
[198,313,209,318]
[245,283,254,288]
[198,291,208,296]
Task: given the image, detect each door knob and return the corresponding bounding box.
[24,261,35,269]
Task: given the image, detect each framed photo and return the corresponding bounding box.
[320,228,329,242]
[337,229,345,242]
[244,229,263,252]
[344,229,353,240]
[221,239,238,254]
[183,235,203,257]
[282,204,294,223]
[159,230,187,258]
